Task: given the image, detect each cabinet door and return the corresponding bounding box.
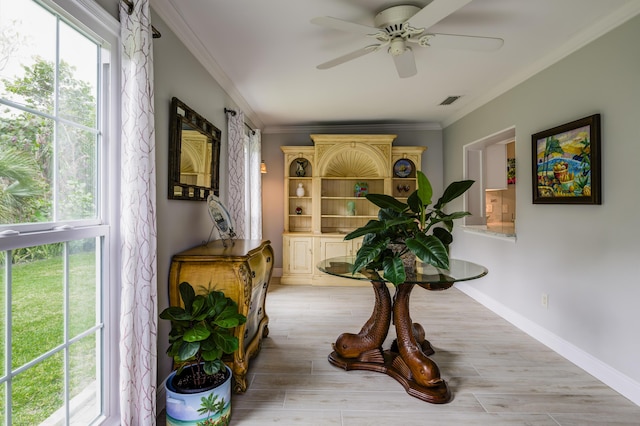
[319,236,363,260]
[320,237,351,259]
[486,144,507,190]
[284,236,313,275]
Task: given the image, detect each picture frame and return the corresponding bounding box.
[531,114,601,204]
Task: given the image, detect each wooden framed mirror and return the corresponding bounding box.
[168,97,221,200]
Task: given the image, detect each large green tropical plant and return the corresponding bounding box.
[344,171,474,285]
[160,282,246,389]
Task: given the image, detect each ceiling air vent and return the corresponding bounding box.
[439,96,461,106]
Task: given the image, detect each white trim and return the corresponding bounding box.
[262,122,441,135]
[462,225,516,242]
[443,1,640,128]
[272,267,283,278]
[455,282,640,406]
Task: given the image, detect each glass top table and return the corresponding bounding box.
[317,256,487,290]
[316,256,488,404]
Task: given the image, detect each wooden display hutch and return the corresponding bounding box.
[281,135,425,285]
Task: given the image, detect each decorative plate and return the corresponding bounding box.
[207,194,234,238]
[393,159,412,178]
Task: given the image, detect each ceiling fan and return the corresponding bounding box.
[311,0,504,78]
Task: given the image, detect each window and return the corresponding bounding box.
[0,0,119,424]
[464,127,516,237]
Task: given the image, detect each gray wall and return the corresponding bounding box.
[443,14,640,399]
[151,10,243,385]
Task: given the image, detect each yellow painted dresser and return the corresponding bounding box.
[168,239,274,393]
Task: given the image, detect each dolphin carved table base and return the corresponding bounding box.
[328,281,451,404]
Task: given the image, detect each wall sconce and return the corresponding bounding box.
[260,161,267,174]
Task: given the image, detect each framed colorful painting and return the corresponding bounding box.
[531,114,601,204]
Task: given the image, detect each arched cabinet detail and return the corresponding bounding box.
[281,135,425,285]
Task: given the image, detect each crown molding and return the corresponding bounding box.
[151,0,264,129]
[442,1,640,128]
[263,122,441,135]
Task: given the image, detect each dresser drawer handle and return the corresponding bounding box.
[266,256,271,263]
[251,271,256,278]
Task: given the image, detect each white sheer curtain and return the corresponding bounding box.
[119,0,158,424]
[227,109,262,239]
[247,129,262,239]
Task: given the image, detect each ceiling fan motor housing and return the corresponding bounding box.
[374,5,421,29]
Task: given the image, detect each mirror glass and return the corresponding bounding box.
[169,97,221,200]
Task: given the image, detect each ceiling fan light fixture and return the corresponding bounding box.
[312,1,502,78]
[388,38,407,56]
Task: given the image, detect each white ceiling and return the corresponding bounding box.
[151,0,640,132]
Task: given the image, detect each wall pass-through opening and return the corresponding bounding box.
[464,127,516,236]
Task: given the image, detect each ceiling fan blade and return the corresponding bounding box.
[311,16,379,36]
[393,48,417,78]
[317,45,379,70]
[428,33,504,51]
[408,0,473,30]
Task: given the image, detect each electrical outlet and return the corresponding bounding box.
[541,293,549,308]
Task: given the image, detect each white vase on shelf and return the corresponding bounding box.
[296,183,305,197]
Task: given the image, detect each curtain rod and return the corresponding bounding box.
[121,0,162,38]
[225,108,256,135]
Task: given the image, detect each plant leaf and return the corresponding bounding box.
[439,211,472,221]
[406,191,422,213]
[366,193,407,212]
[191,296,205,317]
[382,256,405,285]
[344,220,385,240]
[179,282,196,312]
[183,323,211,342]
[435,180,474,209]
[177,341,200,361]
[208,291,227,315]
[213,331,239,354]
[405,233,450,270]
[416,171,433,206]
[201,347,223,362]
[214,306,246,327]
[159,306,190,321]
[352,238,388,273]
[432,227,453,246]
[203,359,224,375]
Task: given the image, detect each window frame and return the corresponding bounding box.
[0,0,121,424]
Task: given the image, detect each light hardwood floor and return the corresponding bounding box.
[159,279,640,425]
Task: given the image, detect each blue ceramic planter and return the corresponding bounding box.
[165,365,232,426]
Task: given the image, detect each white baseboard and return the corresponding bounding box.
[455,282,640,406]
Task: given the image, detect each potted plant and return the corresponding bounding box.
[344,171,474,285]
[160,281,246,426]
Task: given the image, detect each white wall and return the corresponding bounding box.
[443,14,640,403]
